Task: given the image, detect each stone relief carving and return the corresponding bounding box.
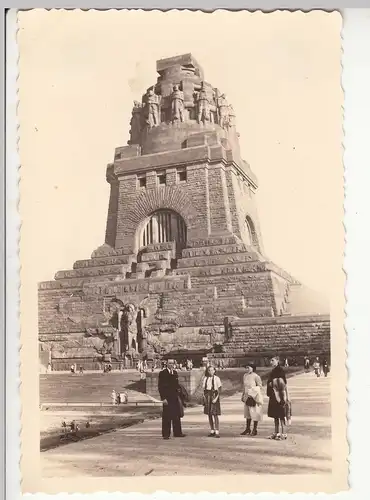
[153,300,181,332]
[144,329,163,354]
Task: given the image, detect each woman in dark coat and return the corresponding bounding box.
[267,356,290,440]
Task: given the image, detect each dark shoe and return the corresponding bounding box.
[251,429,258,436]
[215,434,220,438]
[208,432,216,437]
[163,436,170,440]
[174,434,186,437]
[241,429,251,436]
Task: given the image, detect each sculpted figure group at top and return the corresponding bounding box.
[129,81,236,141]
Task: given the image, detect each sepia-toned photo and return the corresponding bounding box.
[18,9,346,494]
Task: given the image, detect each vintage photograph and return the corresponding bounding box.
[18,9,346,494]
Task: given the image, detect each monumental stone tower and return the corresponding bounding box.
[38,54,330,369]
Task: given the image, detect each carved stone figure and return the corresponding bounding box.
[196,82,211,124]
[170,84,185,123]
[217,93,229,128]
[100,298,125,355]
[145,89,160,128]
[122,303,139,353]
[128,101,143,144]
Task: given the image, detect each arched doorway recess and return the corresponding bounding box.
[141,209,187,247]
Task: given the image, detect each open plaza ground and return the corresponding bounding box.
[40,371,331,477]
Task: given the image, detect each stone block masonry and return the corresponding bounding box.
[38,53,330,369]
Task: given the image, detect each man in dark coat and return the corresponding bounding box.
[158,358,186,440]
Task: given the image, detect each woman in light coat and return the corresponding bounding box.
[241,364,263,436]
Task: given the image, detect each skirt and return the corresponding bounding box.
[203,390,221,416]
[267,393,286,420]
[244,403,263,422]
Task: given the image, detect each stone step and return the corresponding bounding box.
[181,244,261,258]
[129,269,167,279]
[182,243,249,259]
[136,260,171,272]
[175,261,270,278]
[187,275,273,292]
[140,241,176,254]
[140,250,173,262]
[54,264,130,280]
[73,254,136,269]
[185,235,242,249]
[177,251,262,269]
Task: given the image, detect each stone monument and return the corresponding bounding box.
[38,53,330,369]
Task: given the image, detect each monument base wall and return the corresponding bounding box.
[38,235,330,365]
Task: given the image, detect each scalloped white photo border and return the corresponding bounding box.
[4,4,370,499]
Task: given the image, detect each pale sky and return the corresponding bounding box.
[18,10,343,300]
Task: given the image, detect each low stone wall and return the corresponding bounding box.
[146,369,205,400]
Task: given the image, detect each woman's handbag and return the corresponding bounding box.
[246,396,257,407]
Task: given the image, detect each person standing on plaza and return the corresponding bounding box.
[267,357,290,440]
[322,358,330,377]
[241,364,263,436]
[304,356,310,372]
[203,365,222,438]
[313,357,321,377]
[158,358,186,440]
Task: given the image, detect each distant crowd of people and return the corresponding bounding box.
[49,354,330,378]
[62,358,195,375]
[308,356,330,377]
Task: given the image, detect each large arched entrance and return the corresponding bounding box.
[140,209,187,247]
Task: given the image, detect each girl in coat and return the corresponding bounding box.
[203,365,222,438]
[267,357,290,440]
[241,364,263,436]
